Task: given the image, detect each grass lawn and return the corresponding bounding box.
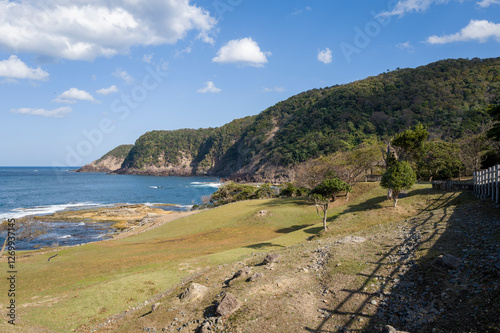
[0,182,466,332]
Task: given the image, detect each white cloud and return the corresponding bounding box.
[0,55,49,81]
[112,69,134,84]
[396,41,415,52]
[53,88,96,104]
[263,86,285,93]
[0,0,217,61]
[11,106,72,118]
[381,0,449,17]
[197,81,221,93]
[426,20,500,43]
[96,85,119,95]
[213,37,270,67]
[477,0,500,7]
[317,48,332,64]
[290,6,312,16]
[142,54,153,63]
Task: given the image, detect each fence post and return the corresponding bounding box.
[495,164,500,204]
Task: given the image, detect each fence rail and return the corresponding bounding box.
[431,181,473,192]
[473,164,500,204]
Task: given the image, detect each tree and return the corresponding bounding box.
[255,183,274,198]
[0,218,47,258]
[309,178,352,231]
[391,123,429,165]
[294,156,337,189]
[380,161,416,207]
[330,140,384,186]
[418,141,462,181]
[486,104,500,142]
[459,131,489,174]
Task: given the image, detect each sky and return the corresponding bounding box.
[0,0,499,166]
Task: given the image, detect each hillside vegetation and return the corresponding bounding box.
[80,57,500,179]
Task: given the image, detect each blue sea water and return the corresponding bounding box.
[0,167,221,249]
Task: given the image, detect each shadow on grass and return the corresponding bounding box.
[244,242,285,250]
[303,227,324,235]
[275,224,314,233]
[305,191,499,333]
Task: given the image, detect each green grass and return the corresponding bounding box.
[0,182,471,332]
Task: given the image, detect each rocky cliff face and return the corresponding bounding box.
[77,155,126,173]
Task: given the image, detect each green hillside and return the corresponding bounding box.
[99,57,499,179]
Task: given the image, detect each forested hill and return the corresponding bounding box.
[80,57,500,180]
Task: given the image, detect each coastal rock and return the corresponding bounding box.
[179,283,209,303]
[432,254,461,270]
[216,293,241,317]
[228,267,253,286]
[263,253,280,264]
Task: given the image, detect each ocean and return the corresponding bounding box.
[0,167,221,250]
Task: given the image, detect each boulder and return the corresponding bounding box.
[381,325,409,333]
[432,254,461,270]
[151,302,161,312]
[263,253,280,264]
[248,272,264,282]
[228,267,253,286]
[179,283,209,303]
[216,293,241,317]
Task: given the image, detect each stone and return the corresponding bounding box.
[381,325,409,333]
[179,283,209,303]
[248,272,263,282]
[151,302,161,312]
[233,266,253,279]
[216,293,241,317]
[432,254,461,270]
[197,321,212,333]
[337,236,366,244]
[263,253,280,264]
[258,210,268,216]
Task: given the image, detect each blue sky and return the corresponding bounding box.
[1,0,499,166]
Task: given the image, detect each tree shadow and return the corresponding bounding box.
[304,192,499,332]
[303,227,324,235]
[244,242,285,250]
[275,224,314,233]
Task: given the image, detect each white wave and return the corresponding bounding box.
[0,202,104,220]
[58,235,72,239]
[189,182,222,188]
[149,186,159,189]
[93,234,106,239]
[78,222,86,226]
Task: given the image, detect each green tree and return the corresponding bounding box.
[418,141,462,181]
[486,104,500,142]
[380,161,416,207]
[309,178,352,231]
[210,182,256,206]
[255,183,274,198]
[391,123,429,165]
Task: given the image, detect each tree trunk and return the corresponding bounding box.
[0,237,8,259]
[322,208,328,231]
[387,188,393,200]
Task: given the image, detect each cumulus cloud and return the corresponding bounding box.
[426,20,500,43]
[96,85,119,95]
[0,0,217,61]
[381,0,449,17]
[0,55,49,81]
[263,86,285,93]
[317,48,332,64]
[11,106,72,118]
[477,0,500,7]
[213,37,270,67]
[53,88,96,104]
[112,69,134,84]
[197,81,221,93]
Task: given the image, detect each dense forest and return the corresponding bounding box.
[81,57,500,181]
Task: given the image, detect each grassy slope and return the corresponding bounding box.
[0,183,451,332]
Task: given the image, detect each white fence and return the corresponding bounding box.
[473,165,500,204]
